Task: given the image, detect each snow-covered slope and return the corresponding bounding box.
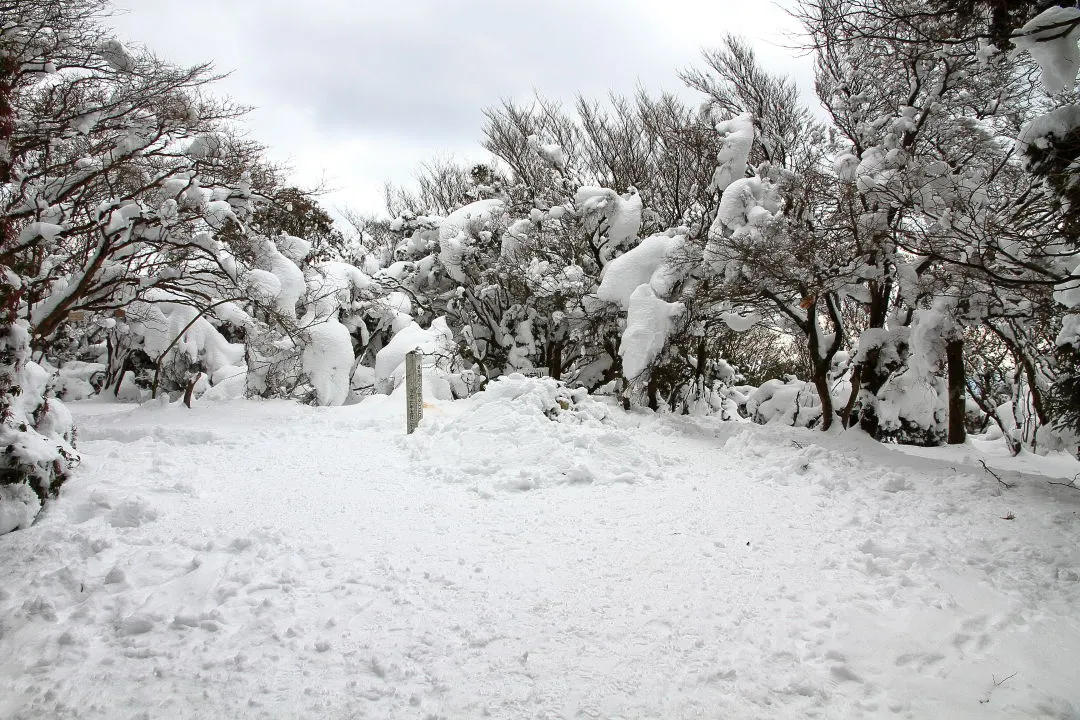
[1,382,1078,719]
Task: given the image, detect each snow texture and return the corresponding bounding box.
[596,234,685,310]
[746,378,823,427]
[1012,7,1080,93]
[1016,103,1080,154]
[126,296,245,377]
[438,199,506,283]
[0,483,39,535]
[247,236,306,320]
[715,177,780,235]
[721,310,761,332]
[374,318,454,392]
[528,135,567,170]
[711,112,755,193]
[574,187,642,250]
[1,397,1077,718]
[620,285,685,379]
[302,317,353,407]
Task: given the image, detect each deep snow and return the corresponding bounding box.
[1,379,1079,719]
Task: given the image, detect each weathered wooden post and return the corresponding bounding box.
[405,350,423,434]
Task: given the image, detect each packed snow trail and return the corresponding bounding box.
[1,379,1078,719]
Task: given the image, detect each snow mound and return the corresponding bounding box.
[0,483,40,535]
[53,361,106,401]
[410,376,670,492]
[374,318,454,392]
[470,374,611,425]
[746,379,822,427]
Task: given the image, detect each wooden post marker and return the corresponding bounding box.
[405,350,423,434]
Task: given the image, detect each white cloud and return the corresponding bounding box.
[109,0,812,217]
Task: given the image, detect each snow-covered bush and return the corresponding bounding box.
[0,324,78,535]
[745,378,822,428]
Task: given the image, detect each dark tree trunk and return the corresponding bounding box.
[647,374,659,411]
[112,358,131,396]
[183,372,202,408]
[946,338,967,445]
[840,365,862,429]
[804,296,845,432]
[104,333,132,395]
[547,340,563,381]
[813,369,835,431]
[848,279,892,438]
[857,347,888,437]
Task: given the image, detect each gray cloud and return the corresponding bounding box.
[110,0,813,214]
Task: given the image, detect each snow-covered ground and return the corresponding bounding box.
[2,377,1079,719]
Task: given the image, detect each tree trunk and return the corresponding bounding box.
[647,373,659,411]
[104,332,132,395]
[840,365,862,428]
[547,340,563,381]
[112,358,130,396]
[946,338,967,445]
[803,295,844,432]
[857,347,892,437]
[813,367,834,431]
[853,279,892,438]
[183,373,202,408]
[0,57,22,325]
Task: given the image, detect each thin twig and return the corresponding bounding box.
[980,460,1014,489]
[792,440,804,449]
[993,672,1017,687]
[1047,474,1080,492]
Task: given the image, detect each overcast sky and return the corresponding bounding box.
[108,0,814,219]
